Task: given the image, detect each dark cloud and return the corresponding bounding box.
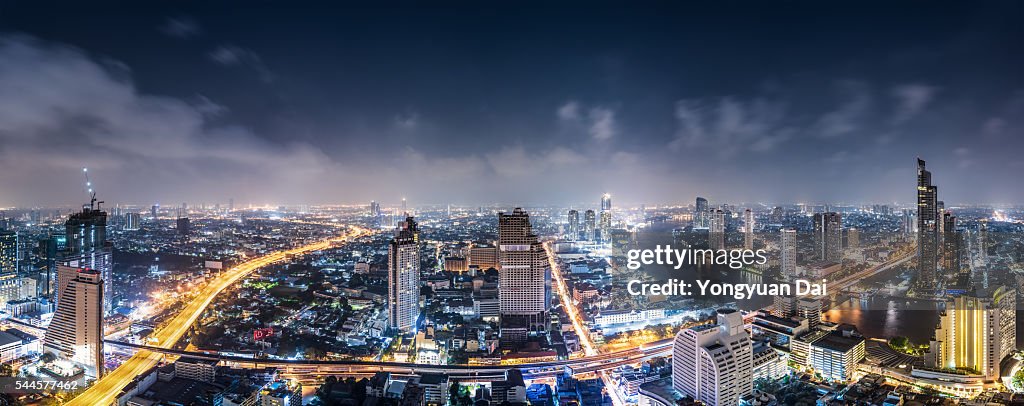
[159,17,201,39]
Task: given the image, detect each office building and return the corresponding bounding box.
[468,242,498,271]
[807,325,865,382]
[672,308,753,406]
[709,209,725,250]
[847,228,859,249]
[584,210,596,241]
[813,212,842,263]
[925,286,1015,381]
[917,158,939,287]
[781,229,797,281]
[176,217,190,235]
[43,266,104,378]
[0,229,17,275]
[797,297,822,331]
[743,209,754,250]
[942,212,962,275]
[388,216,420,333]
[567,210,579,241]
[497,208,551,330]
[694,197,709,229]
[124,212,141,231]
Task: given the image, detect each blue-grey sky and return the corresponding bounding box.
[0,2,1021,207]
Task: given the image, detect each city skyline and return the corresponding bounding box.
[1,2,1023,207]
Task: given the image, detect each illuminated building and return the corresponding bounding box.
[942,212,962,275]
[0,229,17,275]
[743,209,754,250]
[797,297,822,331]
[36,233,65,298]
[497,208,550,331]
[924,286,1015,381]
[601,193,612,212]
[63,203,114,315]
[584,209,596,241]
[151,203,159,218]
[813,212,842,263]
[847,228,859,249]
[780,229,797,281]
[260,380,302,406]
[709,209,725,250]
[123,212,141,231]
[468,242,498,271]
[672,308,753,406]
[567,209,579,241]
[388,216,420,333]
[43,266,104,378]
[0,276,36,304]
[807,325,865,382]
[773,294,796,318]
[599,193,612,241]
[694,197,709,229]
[917,158,939,287]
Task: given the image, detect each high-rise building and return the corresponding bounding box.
[468,242,498,271]
[709,209,725,250]
[601,193,612,211]
[942,212,961,275]
[743,209,754,250]
[36,234,64,298]
[672,308,753,406]
[781,229,797,281]
[0,229,17,275]
[151,204,159,219]
[497,208,550,329]
[694,197,709,229]
[63,204,114,315]
[388,216,420,333]
[43,266,104,378]
[567,210,579,241]
[797,297,822,331]
[124,212,141,231]
[584,210,596,241]
[925,286,1015,381]
[813,212,842,263]
[773,294,797,318]
[917,158,939,288]
[847,228,860,249]
[176,217,191,235]
[807,325,865,382]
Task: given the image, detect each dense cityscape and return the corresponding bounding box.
[2,2,1023,406]
[1,157,1024,405]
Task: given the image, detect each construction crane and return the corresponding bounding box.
[82,167,103,211]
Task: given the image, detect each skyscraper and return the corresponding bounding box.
[43,266,104,378]
[599,193,612,242]
[567,210,579,241]
[781,229,797,281]
[942,211,961,275]
[917,158,939,288]
[0,229,17,275]
[694,197,709,229]
[813,212,842,263]
[743,209,754,250]
[151,203,159,219]
[124,212,141,231]
[600,193,612,211]
[497,208,550,330]
[584,210,596,241]
[709,209,725,250]
[388,216,420,333]
[925,286,1015,381]
[64,204,114,315]
[672,308,753,406]
[176,216,191,235]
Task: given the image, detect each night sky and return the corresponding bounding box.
[1,2,1021,207]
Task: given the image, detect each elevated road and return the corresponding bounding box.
[68,226,369,406]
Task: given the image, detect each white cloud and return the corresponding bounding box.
[814,80,871,138]
[557,101,580,120]
[208,45,275,82]
[891,84,936,124]
[669,97,788,156]
[587,107,615,140]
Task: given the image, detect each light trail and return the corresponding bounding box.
[67,226,369,406]
[543,241,625,406]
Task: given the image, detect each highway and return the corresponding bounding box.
[543,241,626,406]
[67,226,369,406]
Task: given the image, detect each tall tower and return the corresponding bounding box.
[44,266,104,378]
[942,212,961,275]
[694,197,709,229]
[64,202,113,315]
[497,208,550,330]
[781,229,797,281]
[567,210,580,241]
[672,309,753,406]
[584,210,596,241]
[743,209,754,250]
[813,212,842,263]
[388,216,420,333]
[599,193,612,242]
[600,193,612,212]
[917,158,939,288]
[0,229,17,276]
[925,286,1015,380]
[709,209,725,250]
